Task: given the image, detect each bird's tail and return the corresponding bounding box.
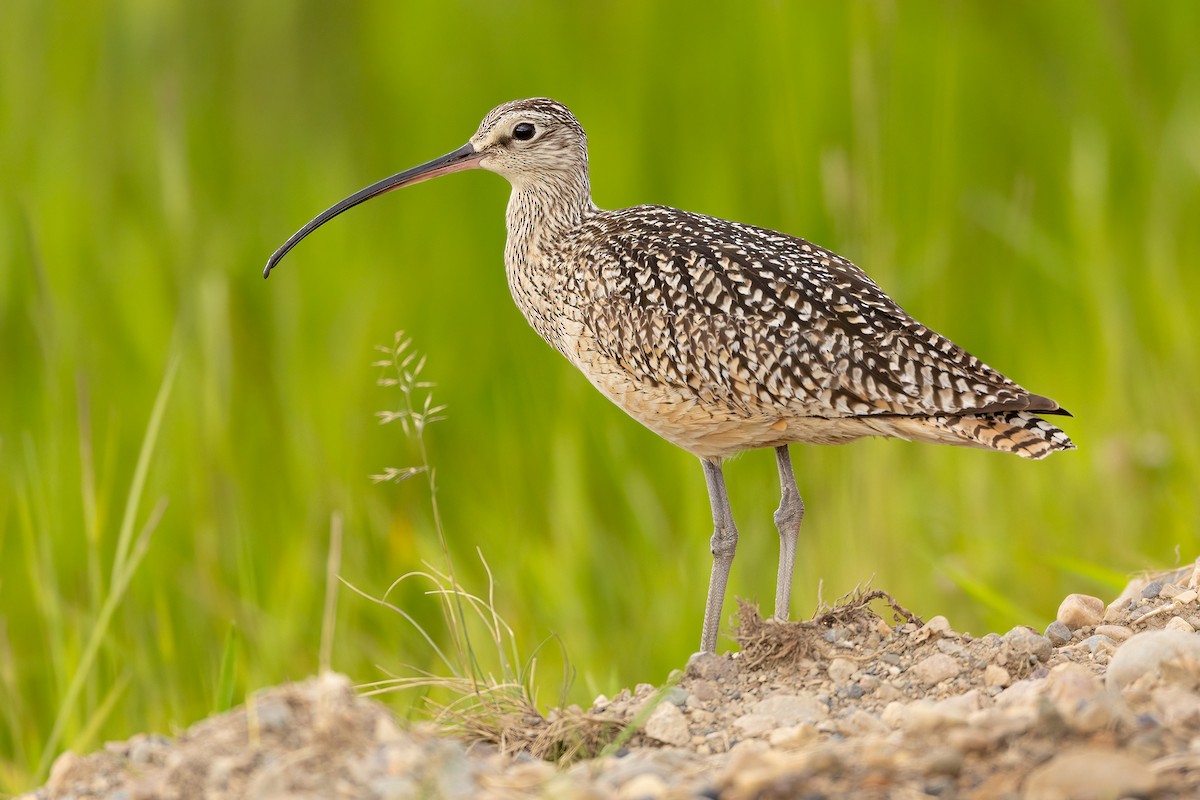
[929,411,1076,460]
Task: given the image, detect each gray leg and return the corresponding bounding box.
[772,445,804,621]
[700,457,738,654]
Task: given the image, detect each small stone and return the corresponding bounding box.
[1107,629,1200,691]
[1177,588,1199,605]
[643,702,690,746]
[1080,634,1116,654]
[984,664,1011,688]
[823,626,850,643]
[874,681,903,703]
[1160,583,1183,598]
[617,772,668,799]
[732,713,775,737]
[1147,685,1200,729]
[1044,620,1072,646]
[662,687,688,707]
[913,615,952,642]
[881,701,907,728]
[1056,593,1104,630]
[1105,578,1150,622]
[689,679,720,703]
[921,747,964,777]
[909,653,961,686]
[836,708,888,737]
[1002,627,1053,663]
[766,723,818,749]
[128,734,169,766]
[935,638,966,657]
[1094,624,1133,641]
[749,693,828,725]
[255,699,293,731]
[899,699,970,733]
[1141,580,1164,598]
[1166,616,1196,633]
[827,657,856,684]
[1023,747,1155,799]
[685,652,736,682]
[1046,663,1120,732]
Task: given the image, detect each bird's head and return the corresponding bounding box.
[468,98,589,187]
[263,97,587,277]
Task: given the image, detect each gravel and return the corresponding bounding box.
[22,558,1200,799]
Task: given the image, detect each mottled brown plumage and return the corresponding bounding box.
[265,97,1074,654]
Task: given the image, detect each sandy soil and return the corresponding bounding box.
[25,561,1200,799]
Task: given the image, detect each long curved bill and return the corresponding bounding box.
[263,142,482,278]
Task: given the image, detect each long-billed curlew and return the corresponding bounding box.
[265,98,1074,654]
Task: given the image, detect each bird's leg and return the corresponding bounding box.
[772,445,805,621]
[700,457,738,654]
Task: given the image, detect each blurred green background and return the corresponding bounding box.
[3,0,1199,790]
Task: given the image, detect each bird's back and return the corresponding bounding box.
[518,204,1073,460]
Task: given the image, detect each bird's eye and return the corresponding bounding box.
[513,122,536,141]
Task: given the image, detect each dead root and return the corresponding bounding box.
[429,685,623,764]
[734,588,921,670]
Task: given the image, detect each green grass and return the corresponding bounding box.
[3,0,1200,792]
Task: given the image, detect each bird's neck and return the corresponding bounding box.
[505,172,597,257]
[502,172,597,356]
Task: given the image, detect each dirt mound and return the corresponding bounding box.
[26,563,1200,799]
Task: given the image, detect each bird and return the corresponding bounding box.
[265,97,1074,655]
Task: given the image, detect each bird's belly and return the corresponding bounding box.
[568,342,882,460]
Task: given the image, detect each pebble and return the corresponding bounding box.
[827,657,856,684]
[895,699,969,733]
[1107,629,1200,691]
[823,626,849,643]
[1045,663,1119,732]
[688,679,720,703]
[1043,620,1071,646]
[617,772,668,799]
[935,639,966,657]
[685,653,736,683]
[732,713,775,738]
[835,709,888,737]
[1079,634,1115,654]
[127,735,169,767]
[920,747,964,777]
[1177,588,1199,605]
[1056,593,1104,630]
[909,653,961,686]
[1002,627,1053,663]
[643,702,690,746]
[983,664,1011,688]
[662,687,689,707]
[1094,624,1132,641]
[766,724,817,749]
[1165,615,1195,633]
[1105,577,1149,622]
[749,693,828,725]
[1023,747,1155,800]
[1141,580,1164,598]
[255,699,293,731]
[914,615,952,642]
